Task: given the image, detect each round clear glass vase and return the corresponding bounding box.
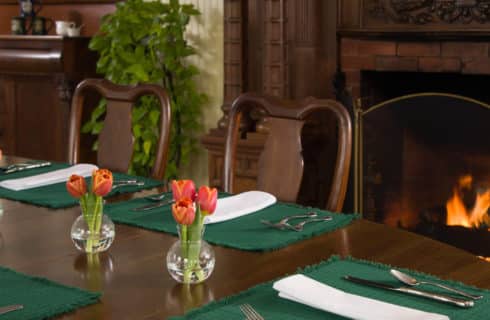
[166,226,215,284]
[70,214,115,254]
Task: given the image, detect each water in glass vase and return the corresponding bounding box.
[166,239,215,284]
[71,214,115,253]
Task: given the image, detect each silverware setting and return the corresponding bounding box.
[239,303,264,320]
[344,275,474,308]
[390,269,483,300]
[261,212,332,231]
[131,199,175,211]
[112,180,145,189]
[0,304,23,316]
[144,193,167,201]
[1,161,51,174]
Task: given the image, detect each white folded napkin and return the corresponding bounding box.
[0,163,98,191]
[273,274,449,320]
[204,191,276,224]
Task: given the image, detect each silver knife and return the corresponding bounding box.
[344,276,474,308]
[3,161,51,174]
[0,304,23,315]
[131,199,175,211]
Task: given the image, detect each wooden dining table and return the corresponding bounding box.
[0,156,489,319]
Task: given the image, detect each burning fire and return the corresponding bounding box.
[446,175,490,229]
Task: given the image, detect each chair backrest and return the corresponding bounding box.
[68,79,171,180]
[223,92,352,212]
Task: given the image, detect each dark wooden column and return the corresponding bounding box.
[202,0,338,207]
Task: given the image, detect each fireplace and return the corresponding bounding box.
[354,92,490,256]
[340,37,490,257]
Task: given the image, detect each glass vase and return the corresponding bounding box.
[166,226,215,284]
[71,213,115,254]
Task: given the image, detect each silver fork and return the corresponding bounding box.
[260,212,317,230]
[239,304,264,320]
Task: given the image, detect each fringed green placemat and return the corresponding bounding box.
[0,162,163,208]
[0,266,100,320]
[104,194,359,251]
[169,256,490,320]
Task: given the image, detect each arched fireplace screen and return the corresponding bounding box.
[354,93,490,255]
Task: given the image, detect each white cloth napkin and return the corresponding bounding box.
[0,164,98,191]
[273,274,449,320]
[204,191,276,224]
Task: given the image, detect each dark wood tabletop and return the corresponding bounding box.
[0,157,489,319]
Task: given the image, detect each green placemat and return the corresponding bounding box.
[0,266,100,320]
[104,193,359,251]
[0,162,164,208]
[170,256,490,320]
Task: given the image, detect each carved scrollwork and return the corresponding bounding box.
[369,0,490,25]
[55,76,74,102]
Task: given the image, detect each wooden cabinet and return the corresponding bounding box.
[0,35,97,161]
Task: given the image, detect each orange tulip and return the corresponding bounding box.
[172,198,196,225]
[197,186,217,215]
[66,174,87,198]
[92,169,113,197]
[171,180,196,201]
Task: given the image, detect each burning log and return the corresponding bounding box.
[415,219,490,257]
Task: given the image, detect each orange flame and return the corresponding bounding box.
[446,175,490,229]
[478,256,490,263]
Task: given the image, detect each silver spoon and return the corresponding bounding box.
[390,269,483,300]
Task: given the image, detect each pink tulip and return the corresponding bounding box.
[172,198,196,225]
[197,186,217,215]
[171,180,196,201]
[66,174,87,198]
[92,169,113,197]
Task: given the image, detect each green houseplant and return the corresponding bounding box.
[84,0,206,179]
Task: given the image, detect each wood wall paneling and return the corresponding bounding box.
[338,0,362,29]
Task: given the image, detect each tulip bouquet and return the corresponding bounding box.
[67,169,113,253]
[170,179,218,283]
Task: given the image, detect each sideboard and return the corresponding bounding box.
[0,35,97,161]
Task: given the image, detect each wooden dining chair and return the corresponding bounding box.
[67,79,171,180]
[224,92,352,212]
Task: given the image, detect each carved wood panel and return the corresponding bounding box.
[369,0,490,25]
[340,0,490,31]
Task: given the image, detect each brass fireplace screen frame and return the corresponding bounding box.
[353,92,490,214]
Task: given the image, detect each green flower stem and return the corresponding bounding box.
[180,225,188,258]
[80,194,104,254]
[182,206,205,283]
